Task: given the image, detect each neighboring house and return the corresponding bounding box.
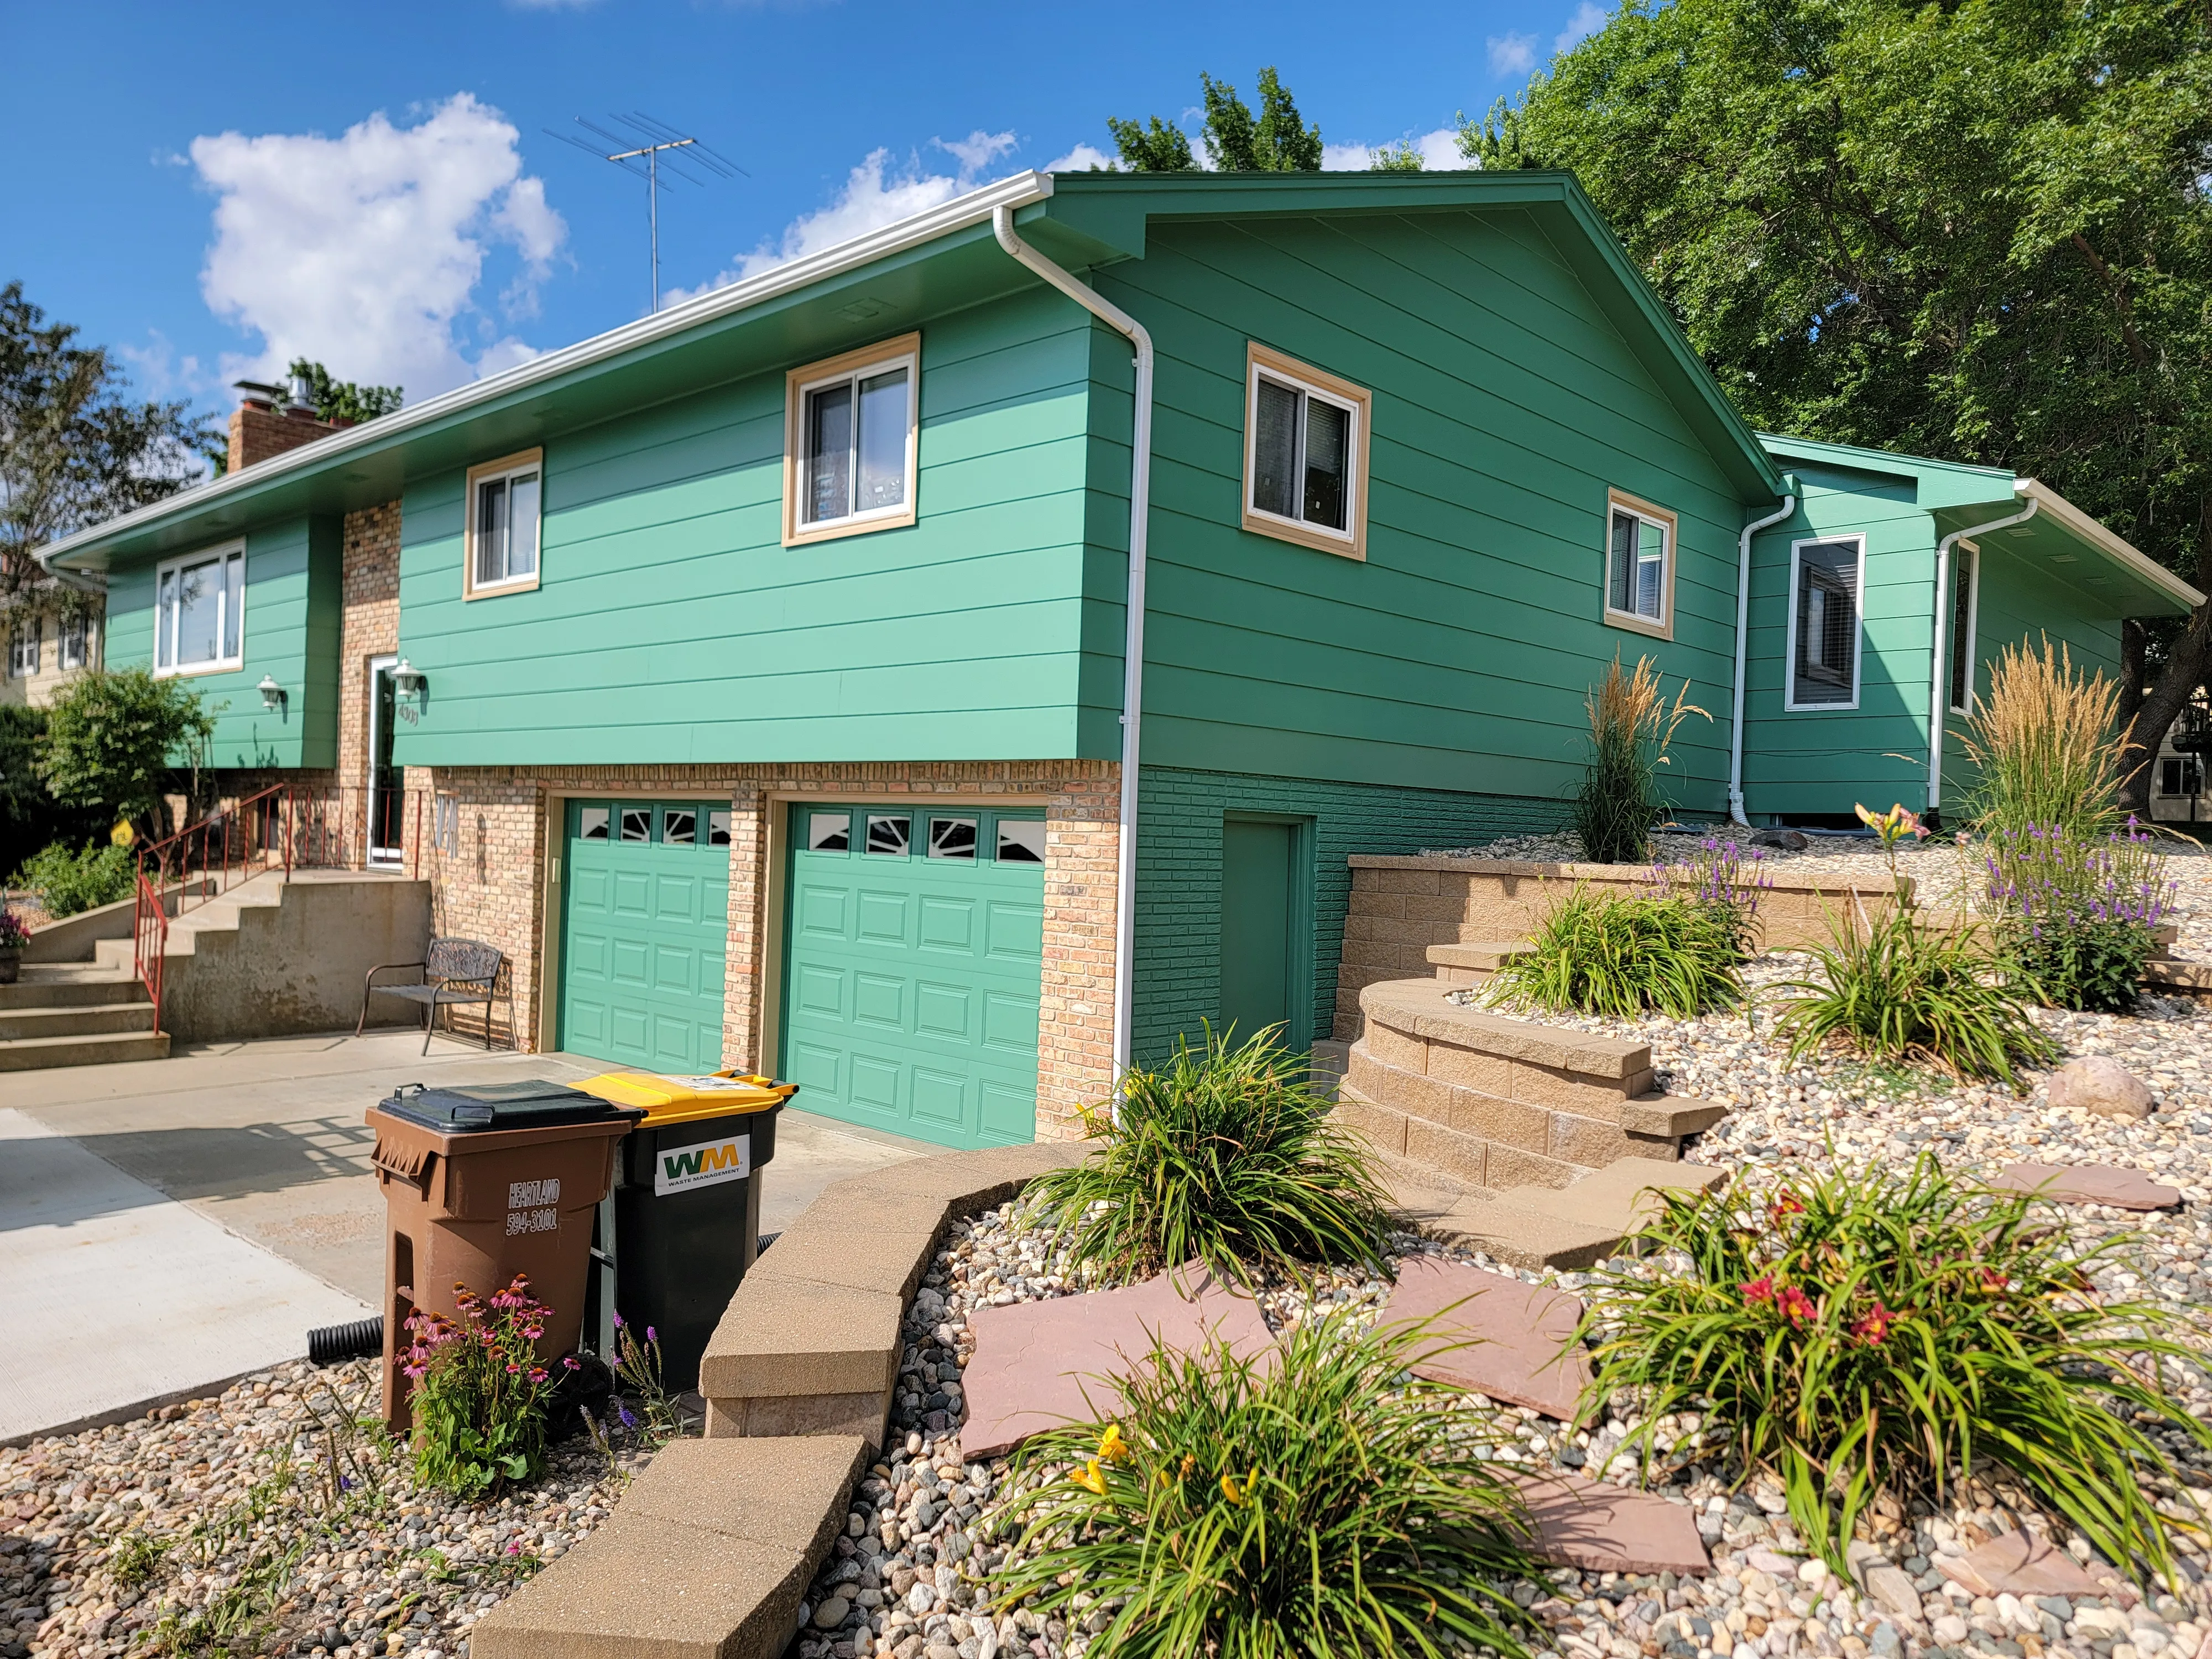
[1741,436,2203,825]
[34,170,2201,1151]
[2151,697,2210,827]
[0,600,101,709]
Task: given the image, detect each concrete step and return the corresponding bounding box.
[0,1002,158,1041]
[0,972,148,1008]
[0,1029,171,1071]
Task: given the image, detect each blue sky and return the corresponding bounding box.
[1,0,1597,432]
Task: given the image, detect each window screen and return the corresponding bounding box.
[1792,541,1862,706]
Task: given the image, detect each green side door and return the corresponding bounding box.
[560,800,731,1071]
[781,804,1045,1149]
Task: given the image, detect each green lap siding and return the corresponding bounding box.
[1133,766,1560,1065]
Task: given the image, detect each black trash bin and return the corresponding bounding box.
[570,1071,794,1392]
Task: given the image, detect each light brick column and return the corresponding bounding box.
[336,503,403,867]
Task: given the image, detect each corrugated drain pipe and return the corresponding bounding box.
[993,204,1154,1084]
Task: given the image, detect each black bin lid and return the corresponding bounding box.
[379,1079,638,1133]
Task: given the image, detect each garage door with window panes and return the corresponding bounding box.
[559,801,732,1072]
[781,805,1045,1150]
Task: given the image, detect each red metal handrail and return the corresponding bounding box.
[132,780,293,1033]
[133,870,166,1028]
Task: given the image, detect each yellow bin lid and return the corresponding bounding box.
[571,1070,794,1127]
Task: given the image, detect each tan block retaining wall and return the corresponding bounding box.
[1337,855,1915,1041]
[473,1141,1082,1659]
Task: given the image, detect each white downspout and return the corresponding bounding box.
[1728,492,1798,825]
[993,204,1154,1081]
[1929,496,2038,813]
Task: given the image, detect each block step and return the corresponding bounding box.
[0,1030,171,1070]
[2145,958,2211,994]
[1428,940,1533,972]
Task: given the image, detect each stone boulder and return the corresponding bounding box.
[2044,1056,2156,1120]
[1752,827,1811,851]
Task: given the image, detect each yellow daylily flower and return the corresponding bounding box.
[1220,1472,1246,1507]
[1071,1458,1107,1495]
[1178,1454,1196,1478]
[1097,1423,1130,1463]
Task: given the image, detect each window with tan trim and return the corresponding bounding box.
[783,333,920,546]
[1602,490,1678,640]
[1241,342,1370,560]
[464,448,543,599]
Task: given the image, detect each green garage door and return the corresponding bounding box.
[560,800,731,1071]
[781,804,1044,1149]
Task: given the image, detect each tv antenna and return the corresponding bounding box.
[545,114,745,314]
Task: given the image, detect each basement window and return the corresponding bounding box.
[1242,343,1370,559]
[465,449,543,598]
[155,542,244,676]
[1787,536,1865,710]
[784,334,920,545]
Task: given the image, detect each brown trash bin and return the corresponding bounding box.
[368,1080,641,1432]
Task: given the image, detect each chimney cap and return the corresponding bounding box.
[232,379,283,405]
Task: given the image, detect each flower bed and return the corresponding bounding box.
[0,1358,660,1659]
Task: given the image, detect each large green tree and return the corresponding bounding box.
[0,283,214,603]
[1467,0,2212,811]
[1110,68,1324,171]
[285,357,402,426]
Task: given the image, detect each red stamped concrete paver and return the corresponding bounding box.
[1937,1528,2139,1606]
[961,1269,1276,1460]
[1991,1161,2182,1211]
[1510,1471,1710,1576]
[1383,1256,1590,1420]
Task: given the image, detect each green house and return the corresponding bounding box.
[40,170,2199,1150]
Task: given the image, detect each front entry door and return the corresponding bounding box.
[366,655,404,867]
[781,804,1045,1149]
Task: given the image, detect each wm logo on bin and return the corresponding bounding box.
[655,1134,751,1197]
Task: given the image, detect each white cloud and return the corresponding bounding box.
[1488,31,1538,75]
[674,135,1027,302]
[1043,142,1117,173]
[115,331,211,401]
[1556,1,1606,52]
[1319,127,1468,171]
[191,92,566,401]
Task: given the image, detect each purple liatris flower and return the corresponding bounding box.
[646,1326,657,1343]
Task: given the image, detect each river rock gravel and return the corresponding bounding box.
[1,1358,655,1658]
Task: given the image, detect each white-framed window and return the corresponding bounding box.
[1241,342,1370,559]
[58,609,90,671]
[465,448,543,598]
[2161,756,2204,797]
[8,618,38,679]
[155,542,245,676]
[782,333,920,546]
[1947,541,1980,714]
[1786,535,1865,710]
[1603,491,1677,639]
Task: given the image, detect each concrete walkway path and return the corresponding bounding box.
[0,1030,935,1441]
[0,1108,371,1442]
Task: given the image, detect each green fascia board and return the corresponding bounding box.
[1040,171,1786,505]
[1942,489,2200,620]
[1760,432,2015,509]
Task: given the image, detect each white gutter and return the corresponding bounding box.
[39,171,1057,572]
[1726,492,1798,825]
[1929,496,2039,811]
[992,204,1152,1083]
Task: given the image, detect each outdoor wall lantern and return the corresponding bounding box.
[392,659,426,697]
[258,674,285,711]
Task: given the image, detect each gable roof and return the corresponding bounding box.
[44,168,1785,575]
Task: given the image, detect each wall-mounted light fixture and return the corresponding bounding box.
[258,674,285,711]
[392,659,426,696]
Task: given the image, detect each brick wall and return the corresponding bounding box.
[336,502,403,820]
[419,760,1120,1140]
[228,403,345,473]
[1134,766,1563,1061]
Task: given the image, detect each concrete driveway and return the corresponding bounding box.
[0,1031,932,1439]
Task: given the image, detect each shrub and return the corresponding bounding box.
[1982,821,2178,1012]
[994,1313,1546,1659]
[1773,902,2054,1083]
[1958,636,2126,837]
[14,838,136,918]
[1027,1026,1392,1291]
[36,665,218,836]
[1486,884,1748,1019]
[1569,654,1708,864]
[402,1273,571,1495]
[1580,1156,2212,1581]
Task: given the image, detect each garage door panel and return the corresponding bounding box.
[612,871,653,916]
[653,873,701,923]
[783,804,1043,1150]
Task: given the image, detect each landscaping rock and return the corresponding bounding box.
[1937,1528,2140,1607]
[1753,828,1812,851]
[2047,1056,2158,1120]
[1991,1161,2184,1211]
[1380,1255,1589,1419]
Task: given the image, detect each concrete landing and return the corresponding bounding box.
[0,1107,371,1443]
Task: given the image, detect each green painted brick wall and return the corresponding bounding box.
[1131,764,1562,1063]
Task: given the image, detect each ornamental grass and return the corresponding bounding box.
[993,1314,1547,1659]
[1486,882,1751,1020]
[1569,653,1708,865]
[1958,635,2128,837]
[1027,1026,1392,1291]
[1579,1156,2212,1583]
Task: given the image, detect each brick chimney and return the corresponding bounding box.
[227,375,349,473]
